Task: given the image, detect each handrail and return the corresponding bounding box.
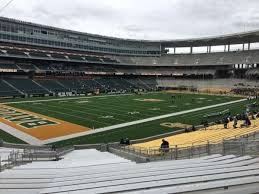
[111,129,259,162]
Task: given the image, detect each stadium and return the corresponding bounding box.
[0,1,259,193]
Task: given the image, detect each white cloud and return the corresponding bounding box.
[0,0,259,40]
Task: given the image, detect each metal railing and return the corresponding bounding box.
[0,142,76,172]
[0,150,25,172]
[111,129,259,162]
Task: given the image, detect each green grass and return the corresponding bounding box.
[53,99,253,147]
[8,92,241,129]
[1,91,250,146]
[0,129,25,144]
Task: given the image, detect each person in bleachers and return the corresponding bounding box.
[185,127,190,133]
[251,112,256,120]
[241,116,251,128]
[125,138,130,145]
[246,117,251,126]
[160,139,169,153]
[120,138,125,145]
[223,117,229,129]
[202,120,209,130]
[233,116,238,128]
[51,144,56,151]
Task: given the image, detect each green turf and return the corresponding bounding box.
[1,91,249,146]
[7,92,242,129]
[53,99,254,147]
[0,129,25,144]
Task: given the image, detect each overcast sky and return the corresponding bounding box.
[1,0,259,40]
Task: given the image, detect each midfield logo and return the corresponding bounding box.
[0,106,57,129]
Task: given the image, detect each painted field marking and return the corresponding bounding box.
[0,122,42,145]
[0,104,91,145]
[1,93,133,105]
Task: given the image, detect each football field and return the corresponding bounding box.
[0,91,254,146]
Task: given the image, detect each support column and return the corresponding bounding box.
[190,46,193,54]
[174,47,176,54]
[228,44,230,52]
[243,43,245,51]
[224,45,227,52]
[248,43,251,50]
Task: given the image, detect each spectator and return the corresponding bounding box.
[241,116,251,128]
[233,117,238,128]
[125,138,130,145]
[120,138,125,145]
[246,117,251,126]
[160,139,169,153]
[51,144,56,151]
[202,120,209,130]
[223,117,229,129]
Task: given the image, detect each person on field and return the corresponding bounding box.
[160,139,169,153]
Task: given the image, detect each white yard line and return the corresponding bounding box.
[42,99,247,145]
[1,93,133,105]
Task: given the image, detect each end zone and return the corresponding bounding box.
[0,105,91,145]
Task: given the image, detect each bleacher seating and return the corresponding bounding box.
[28,51,48,58]
[126,78,151,90]
[17,64,36,70]
[157,78,259,90]
[5,48,28,57]
[67,55,84,61]
[5,78,48,95]
[0,80,20,97]
[116,50,259,67]
[84,55,102,62]
[50,53,67,60]
[1,149,259,193]
[0,76,158,97]
[35,80,67,93]
[34,64,54,71]
[0,63,18,70]
[133,118,259,149]
[57,79,83,91]
[102,57,119,63]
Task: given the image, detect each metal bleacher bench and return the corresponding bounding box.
[0,149,259,194]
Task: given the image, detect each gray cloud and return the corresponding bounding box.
[0,0,259,40]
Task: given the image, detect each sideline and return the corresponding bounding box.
[1,93,134,105]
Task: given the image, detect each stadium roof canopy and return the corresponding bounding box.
[160,30,259,48]
[2,17,259,48]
